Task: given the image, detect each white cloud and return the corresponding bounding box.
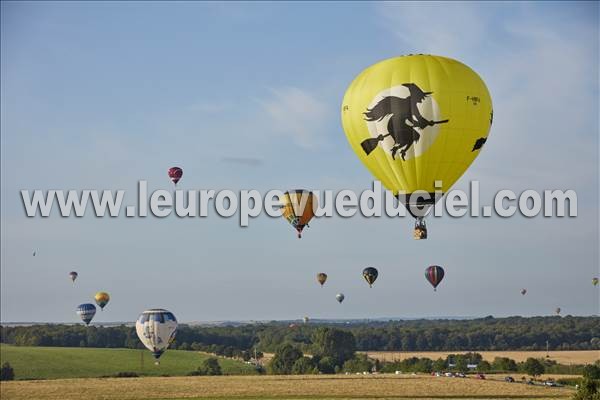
[257,86,329,149]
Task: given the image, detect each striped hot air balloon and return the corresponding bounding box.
[425,265,445,291]
[280,190,317,238]
[76,303,96,325]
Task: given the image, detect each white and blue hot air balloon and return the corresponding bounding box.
[76,303,96,325]
[135,309,178,364]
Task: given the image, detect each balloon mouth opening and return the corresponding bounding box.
[397,193,440,219]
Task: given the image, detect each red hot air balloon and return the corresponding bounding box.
[168,167,183,185]
[425,265,445,291]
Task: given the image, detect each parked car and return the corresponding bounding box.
[456,372,466,378]
[544,380,557,387]
[445,372,454,377]
[504,376,515,383]
[476,373,486,380]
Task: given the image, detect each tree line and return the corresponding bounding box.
[1,316,598,354]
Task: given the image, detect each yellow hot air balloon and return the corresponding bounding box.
[94,292,110,311]
[341,55,493,239]
[280,190,317,238]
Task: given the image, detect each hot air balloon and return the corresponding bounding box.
[168,167,183,186]
[76,303,96,325]
[336,293,345,303]
[32,250,36,257]
[280,190,317,238]
[425,265,445,291]
[303,316,309,324]
[362,267,378,288]
[555,307,561,315]
[317,273,328,287]
[94,292,110,311]
[521,288,527,296]
[136,309,178,364]
[341,55,493,239]
[593,278,599,286]
[69,271,78,283]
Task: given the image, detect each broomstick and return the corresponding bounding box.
[361,119,449,155]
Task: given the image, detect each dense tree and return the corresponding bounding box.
[197,357,222,376]
[343,354,374,373]
[317,356,336,374]
[492,357,518,372]
[572,378,599,400]
[583,362,600,380]
[291,357,316,374]
[522,358,545,378]
[269,344,303,375]
[311,328,356,367]
[1,316,599,356]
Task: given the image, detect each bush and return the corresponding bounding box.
[572,378,600,400]
[196,357,222,376]
[0,362,14,381]
[343,354,374,373]
[269,344,303,375]
[583,363,600,380]
[292,357,316,374]
[115,372,139,378]
[522,358,545,377]
[318,356,336,374]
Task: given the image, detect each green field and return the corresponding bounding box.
[0,345,258,380]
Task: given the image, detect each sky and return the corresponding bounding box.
[1,1,598,323]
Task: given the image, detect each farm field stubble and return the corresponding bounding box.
[360,350,600,365]
[0,374,575,400]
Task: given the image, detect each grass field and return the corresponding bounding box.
[361,350,600,365]
[0,374,575,400]
[0,345,257,380]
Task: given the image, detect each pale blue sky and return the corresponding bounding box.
[1,2,598,323]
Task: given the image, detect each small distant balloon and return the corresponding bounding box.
[555,307,561,315]
[336,293,345,303]
[168,167,183,185]
[593,278,599,286]
[76,303,96,325]
[303,316,309,324]
[317,273,328,287]
[32,250,36,257]
[362,267,378,288]
[69,271,78,283]
[94,292,110,311]
[521,288,527,296]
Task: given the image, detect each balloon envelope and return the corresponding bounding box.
[341,55,492,218]
[317,273,328,287]
[425,265,445,290]
[136,309,178,361]
[280,190,317,238]
[336,293,345,303]
[362,267,378,288]
[593,278,599,286]
[69,271,78,283]
[94,292,110,310]
[168,167,183,185]
[521,289,527,296]
[76,303,96,325]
